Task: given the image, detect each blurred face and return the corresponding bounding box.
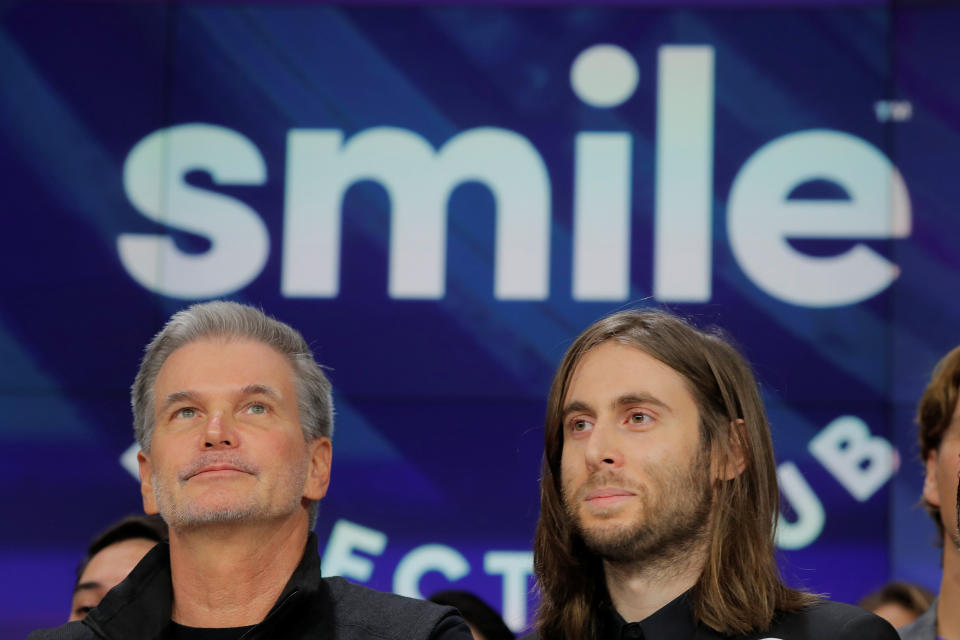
[922,396,960,550]
[137,339,331,530]
[560,341,712,563]
[872,602,918,629]
[69,537,158,620]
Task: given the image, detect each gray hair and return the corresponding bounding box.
[131,301,333,527]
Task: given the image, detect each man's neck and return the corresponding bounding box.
[939,542,960,640]
[603,546,706,624]
[168,518,308,628]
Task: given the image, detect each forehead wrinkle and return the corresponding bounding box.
[240,383,282,400]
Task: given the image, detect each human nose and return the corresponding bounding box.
[584,420,624,471]
[202,409,239,450]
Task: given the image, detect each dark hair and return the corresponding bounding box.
[858,581,933,617]
[429,590,514,640]
[75,514,168,585]
[533,309,817,639]
[916,345,960,542]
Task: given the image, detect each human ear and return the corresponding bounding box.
[715,419,748,481]
[137,450,159,515]
[922,449,942,508]
[303,437,332,501]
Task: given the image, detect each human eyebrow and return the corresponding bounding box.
[561,400,593,421]
[73,581,101,595]
[612,393,670,413]
[159,390,201,413]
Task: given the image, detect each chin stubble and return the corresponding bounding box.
[153,454,309,529]
[563,450,713,567]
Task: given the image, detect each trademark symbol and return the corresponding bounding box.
[874,100,913,122]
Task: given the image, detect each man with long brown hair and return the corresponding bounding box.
[525,309,896,639]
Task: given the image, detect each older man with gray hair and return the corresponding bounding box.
[32,301,470,640]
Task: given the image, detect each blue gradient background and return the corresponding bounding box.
[0,1,955,635]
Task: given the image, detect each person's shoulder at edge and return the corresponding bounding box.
[324,576,474,639]
[763,599,899,639]
[27,620,92,640]
[515,601,900,640]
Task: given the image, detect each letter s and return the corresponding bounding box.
[118,123,268,298]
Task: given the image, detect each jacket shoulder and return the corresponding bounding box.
[27,621,96,640]
[761,600,899,639]
[323,577,469,639]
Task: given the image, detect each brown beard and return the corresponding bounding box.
[562,445,713,565]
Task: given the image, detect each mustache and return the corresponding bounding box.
[177,454,260,481]
[571,470,644,499]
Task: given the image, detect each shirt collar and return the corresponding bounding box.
[605,590,726,640]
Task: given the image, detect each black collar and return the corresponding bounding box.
[604,590,727,640]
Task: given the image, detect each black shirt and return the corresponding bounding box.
[165,623,255,640]
[522,590,899,640]
[600,590,899,640]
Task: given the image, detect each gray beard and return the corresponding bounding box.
[152,459,308,530]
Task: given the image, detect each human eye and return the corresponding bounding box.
[70,600,96,619]
[628,411,653,426]
[568,418,594,435]
[245,402,268,415]
[174,407,197,419]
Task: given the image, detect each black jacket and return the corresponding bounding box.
[30,534,472,640]
[520,590,899,639]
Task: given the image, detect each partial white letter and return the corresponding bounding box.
[728,130,911,307]
[572,133,632,300]
[484,551,533,632]
[393,544,469,599]
[775,462,825,550]
[321,519,388,582]
[654,46,715,302]
[118,124,268,298]
[809,415,894,501]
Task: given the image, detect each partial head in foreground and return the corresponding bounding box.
[428,590,514,640]
[532,309,816,639]
[857,581,933,629]
[132,301,333,531]
[70,514,168,621]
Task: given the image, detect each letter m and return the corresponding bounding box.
[282,127,550,299]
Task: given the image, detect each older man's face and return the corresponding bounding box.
[137,338,330,529]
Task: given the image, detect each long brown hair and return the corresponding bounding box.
[533,309,817,638]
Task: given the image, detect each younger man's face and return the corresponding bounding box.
[559,341,712,563]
